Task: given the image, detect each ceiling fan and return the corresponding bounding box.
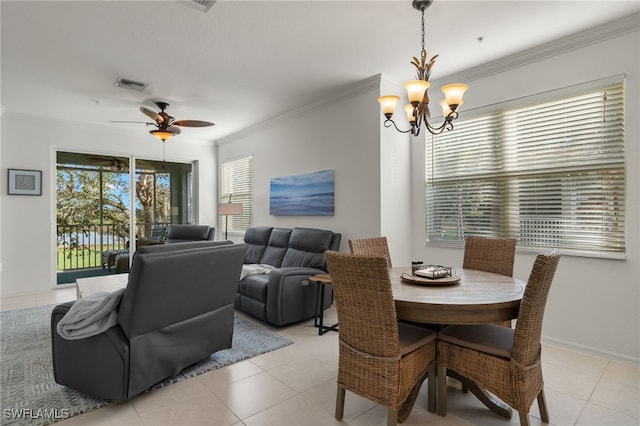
[113,101,215,142]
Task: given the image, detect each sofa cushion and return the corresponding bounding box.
[243,226,273,264]
[244,226,273,244]
[238,274,270,303]
[165,224,212,243]
[438,324,514,359]
[260,228,292,267]
[281,227,333,269]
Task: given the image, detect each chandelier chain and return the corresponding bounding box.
[421,7,426,55]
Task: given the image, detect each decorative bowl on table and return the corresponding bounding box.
[401,265,460,285]
[414,265,452,279]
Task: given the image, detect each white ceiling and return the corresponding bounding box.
[2,0,639,142]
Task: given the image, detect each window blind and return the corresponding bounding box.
[221,155,253,234]
[426,82,626,257]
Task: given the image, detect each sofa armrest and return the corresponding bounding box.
[265,266,329,326]
[51,302,131,400]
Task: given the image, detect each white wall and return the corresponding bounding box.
[0,113,217,296]
[380,77,413,267]
[410,26,640,363]
[216,78,385,251]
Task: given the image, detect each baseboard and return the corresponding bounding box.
[543,335,640,367]
[0,283,75,299]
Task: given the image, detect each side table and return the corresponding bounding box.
[309,274,338,335]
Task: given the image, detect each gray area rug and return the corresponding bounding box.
[0,304,292,425]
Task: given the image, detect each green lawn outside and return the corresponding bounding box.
[57,245,125,270]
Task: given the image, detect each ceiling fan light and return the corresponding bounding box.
[149,129,175,142]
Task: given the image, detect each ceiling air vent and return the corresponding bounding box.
[181,0,216,13]
[114,78,147,92]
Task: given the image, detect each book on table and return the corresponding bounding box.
[414,265,452,279]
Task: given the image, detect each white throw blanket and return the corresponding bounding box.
[56,288,125,340]
[241,263,276,280]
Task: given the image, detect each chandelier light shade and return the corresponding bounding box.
[378,0,468,136]
[404,80,431,106]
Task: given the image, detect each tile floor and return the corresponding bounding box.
[1,287,639,426]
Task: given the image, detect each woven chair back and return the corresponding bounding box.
[325,250,400,357]
[463,236,516,277]
[348,236,392,268]
[513,252,560,366]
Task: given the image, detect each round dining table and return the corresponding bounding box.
[390,267,525,325]
[389,267,526,418]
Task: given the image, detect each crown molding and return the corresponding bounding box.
[217,75,381,145]
[439,12,640,85]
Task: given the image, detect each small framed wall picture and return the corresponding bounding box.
[8,169,42,195]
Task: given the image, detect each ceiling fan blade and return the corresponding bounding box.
[109,120,149,124]
[140,106,164,123]
[172,126,182,135]
[173,120,215,127]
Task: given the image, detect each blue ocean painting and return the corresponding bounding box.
[270,169,334,216]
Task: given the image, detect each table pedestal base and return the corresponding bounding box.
[439,369,513,419]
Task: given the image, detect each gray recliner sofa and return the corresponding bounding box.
[235,226,341,326]
[51,241,245,400]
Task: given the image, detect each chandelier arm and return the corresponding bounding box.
[421,113,457,135]
[384,118,416,134]
[425,117,459,135]
[424,122,447,135]
[443,111,458,132]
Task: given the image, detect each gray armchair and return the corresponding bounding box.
[165,224,215,243]
[51,242,245,400]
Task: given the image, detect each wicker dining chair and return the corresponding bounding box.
[325,251,436,426]
[348,236,392,268]
[463,236,517,327]
[463,236,516,277]
[437,251,560,426]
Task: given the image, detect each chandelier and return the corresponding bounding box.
[378,0,468,136]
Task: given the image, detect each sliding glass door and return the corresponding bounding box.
[132,158,193,241]
[56,152,193,284]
